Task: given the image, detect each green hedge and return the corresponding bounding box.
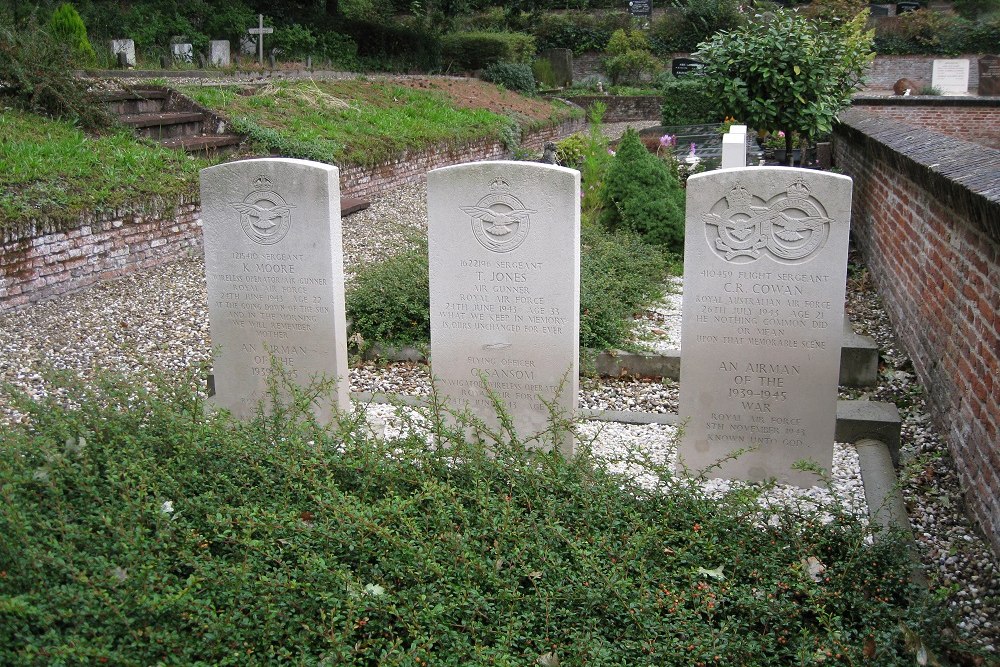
[481,61,536,95]
[441,31,535,71]
[660,76,722,125]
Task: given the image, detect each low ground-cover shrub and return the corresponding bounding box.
[346,221,670,352]
[481,61,536,95]
[0,369,947,664]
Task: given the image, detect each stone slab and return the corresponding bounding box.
[428,161,580,455]
[110,39,135,68]
[978,55,1000,96]
[209,40,231,67]
[721,133,746,169]
[171,43,194,63]
[932,59,970,96]
[835,399,902,467]
[200,158,349,422]
[678,167,853,487]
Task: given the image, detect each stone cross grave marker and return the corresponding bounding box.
[248,14,274,65]
[677,167,852,487]
[428,161,580,455]
[110,39,135,68]
[932,59,970,95]
[209,40,231,67]
[200,158,349,422]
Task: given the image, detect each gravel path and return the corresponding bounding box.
[1,135,997,658]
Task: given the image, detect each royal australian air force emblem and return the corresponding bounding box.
[704,178,832,263]
[230,175,295,245]
[461,178,535,253]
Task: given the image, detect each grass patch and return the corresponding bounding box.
[0,110,208,234]
[180,80,577,168]
[0,369,945,665]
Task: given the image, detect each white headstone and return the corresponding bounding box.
[171,42,194,63]
[209,40,231,67]
[428,161,581,455]
[110,39,135,67]
[677,167,852,487]
[721,133,747,169]
[730,125,748,135]
[932,59,970,95]
[200,158,349,422]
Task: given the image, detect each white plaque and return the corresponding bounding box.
[932,59,970,95]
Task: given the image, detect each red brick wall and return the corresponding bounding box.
[0,118,585,311]
[560,96,662,123]
[851,97,1000,149]
[834,109,1000,553]
[864,54,983,90]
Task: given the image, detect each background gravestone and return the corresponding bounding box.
[200,158,349,422]
[538,48,573,88]
[110,39,135,68]
[932,59,970,95]
[171,42,194,63]
[678,167,852,487]
[209,40,230,67]
[978,55,1000,96]
[672,57,705,77]
[428,161,580,455]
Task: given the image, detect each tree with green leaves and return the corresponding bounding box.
[695,8,874,163]
[47,2,96,66]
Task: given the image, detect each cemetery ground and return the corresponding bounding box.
[0,83,998,661]
[2,172,1000,662]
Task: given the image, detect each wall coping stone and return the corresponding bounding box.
[834,108,1000,242]
[852,94,1000,107]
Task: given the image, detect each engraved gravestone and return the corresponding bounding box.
[672,57,705,78]
[200,158,349,421]
[428,162,580,455]
[978,55,1000,96]
[932,59,970,95]
[110,39,135,68]
[677,168,852,487]
[171,42,194,63]
[209,40,231,67]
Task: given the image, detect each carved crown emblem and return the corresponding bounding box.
[253,175,273,191]
[489,177,510,192]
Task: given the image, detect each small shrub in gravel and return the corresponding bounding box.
[346,241,430,349]
[598,128,686,252]
[0,369,954,665]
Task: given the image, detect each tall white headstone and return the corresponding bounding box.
[932,59,970,95]
[200,158,349,422]
[721,132,746,169]
[678,167,852,487]
[428,161,580,455]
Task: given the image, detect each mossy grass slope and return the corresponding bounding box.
[180,79,579,168]
[0,110,207,235]
[0,368,945,665]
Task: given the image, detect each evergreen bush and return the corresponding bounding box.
[598,128,686,252]
[660,76,721,125]
[482,61,536,94]
[602,28,659,86]
[346,242,430,349]
[0,22,112,130]
[441,31,535,70]
[47,3,96,66]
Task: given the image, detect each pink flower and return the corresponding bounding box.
[689,143,697,155]
[777,131,785,138]
[607,148,616,156]
[659,134,676,147]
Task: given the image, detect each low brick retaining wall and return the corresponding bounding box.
[833,108,1000,553]
[555,95,661,123]
[863,54,983,90]
[0,117,584,312]
[851,95,1000,149]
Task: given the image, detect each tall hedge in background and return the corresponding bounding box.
[660,76,721,125]
[48,3,96,66]
[441,31,535,70]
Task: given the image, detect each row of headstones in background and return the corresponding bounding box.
[869,2,920,16]
[200,157,852,487]
[110,38,231,68]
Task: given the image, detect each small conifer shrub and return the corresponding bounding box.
[47,3,97,67]
[598,128,686,252]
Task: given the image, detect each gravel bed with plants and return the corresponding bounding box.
[0,175,997,660]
